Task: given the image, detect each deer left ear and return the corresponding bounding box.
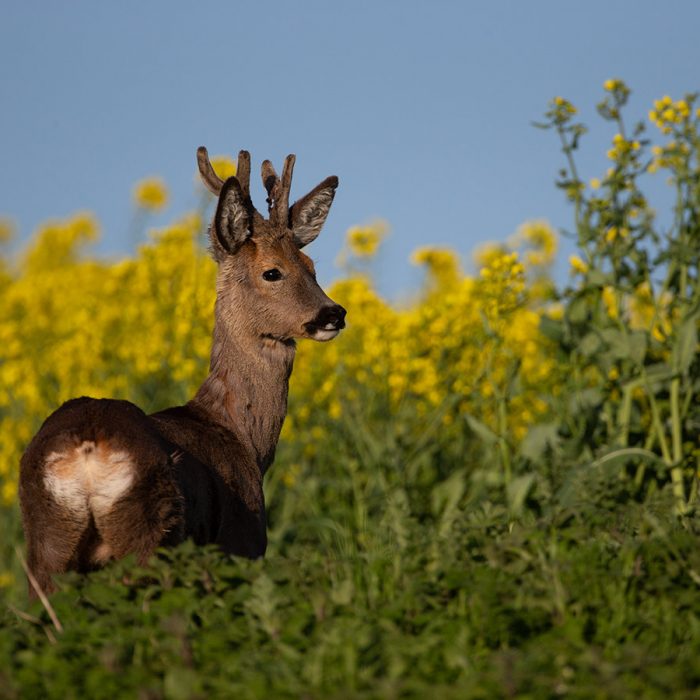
[212,177,251,258]
[289,176,339,248]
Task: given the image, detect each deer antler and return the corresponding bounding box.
[236,150,251,200]
[261,159,279,213]
[276,154,296,227]
[197,146,224,195]
[261,155,296,225]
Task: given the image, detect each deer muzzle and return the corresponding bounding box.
[304,304,347,341]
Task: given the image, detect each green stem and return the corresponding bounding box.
[498,392,512,486]
[641,370,673,466]
[557,125,583,227]
[669,377,687,513]
[688,457,699,506]
[618,384,632,447]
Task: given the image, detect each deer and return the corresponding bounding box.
[18,147,346,599]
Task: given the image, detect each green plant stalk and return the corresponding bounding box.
[497,392,512,485]
[669,377,686,512]
[642,371,673,466]
[557,124,582,227]
[688,458,699,506]
[676,181,688,303]
[618,384,632,447]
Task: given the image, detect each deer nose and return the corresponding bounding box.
[317,304,347,330]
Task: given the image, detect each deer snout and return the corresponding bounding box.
[319,304,347,329]
[304,303,347,341]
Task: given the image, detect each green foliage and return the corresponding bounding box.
[2,498,700,699]
[537,81,700,515]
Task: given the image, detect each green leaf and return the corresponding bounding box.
[567,294,589,324]
[627,330,648,365]
[579,332,602,357]
[587,269,610,287]
[599,328,647,364]
[506,474,536,515]
[672,311,699,374]
[558,447,667,507]
[539,315,564,343]
[519,423,561,462]
[464,414,498,446]
[588,447,666,472]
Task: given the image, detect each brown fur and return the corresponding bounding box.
[19,148,345,598]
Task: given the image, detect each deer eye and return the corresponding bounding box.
[262,268,283,282]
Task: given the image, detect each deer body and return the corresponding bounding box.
[19,148,345,597]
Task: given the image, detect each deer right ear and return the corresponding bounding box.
[289,176,339,248]
[212,177,251,257]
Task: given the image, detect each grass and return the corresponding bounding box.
[2,439,700,698]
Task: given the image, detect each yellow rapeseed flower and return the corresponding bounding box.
[569,255,588,275]
[133,177,169,211]
[473,242,506,269]
[675,100,690,120]
[552,96,577,115]
[605,226,628,244]
[210,156,237,181]
[346,222,387,258]
[661,108,675,123]
[412,246,461,289]
[601,286,619,320]
[508,220,558,269]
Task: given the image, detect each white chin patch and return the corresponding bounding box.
[311,328,340,341]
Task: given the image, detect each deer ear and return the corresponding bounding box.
[212,177,251,256]
[289,176,338,248]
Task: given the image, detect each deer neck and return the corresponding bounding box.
[191,316,295,474]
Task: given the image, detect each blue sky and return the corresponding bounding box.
[1,1,699,299]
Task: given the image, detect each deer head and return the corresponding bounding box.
[197,147,346,344]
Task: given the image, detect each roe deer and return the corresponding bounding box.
[19,147,346,598]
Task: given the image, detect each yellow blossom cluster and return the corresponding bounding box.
[603,79,625,93]
[649,96,692,133]
[133,177,169,211]
[604,225,629,244]
[597,282,674,343]
[345,221,388,258]
[411,246,462,288]
[209,156,237,181]
[508,220,558,268]
[606,133,641,162]
[553,96,577,115]
[626,282,674,343]
[648,141,692,173]
[569,255,588,275]
[0,212,213,504]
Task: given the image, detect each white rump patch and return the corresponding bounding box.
[43,441,134,517]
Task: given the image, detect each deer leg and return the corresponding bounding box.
[90,451,185,566]
[22,501,89,600]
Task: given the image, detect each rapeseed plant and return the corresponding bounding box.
[133,177,169,211]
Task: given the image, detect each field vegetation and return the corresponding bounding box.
[0,82,699,698]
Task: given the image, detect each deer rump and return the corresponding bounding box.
[20,396,266,581]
